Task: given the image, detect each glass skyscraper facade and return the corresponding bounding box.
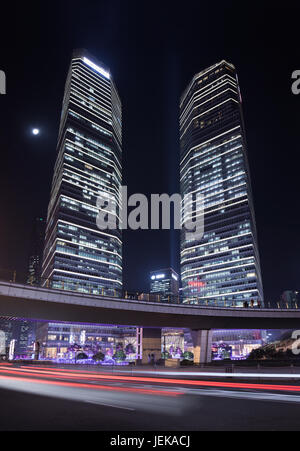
[180,60,263,307]
[42,50,122,296]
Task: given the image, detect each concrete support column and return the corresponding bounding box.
[34,341,40,360]
[142,328,162,364]
[191,329,213,364]
[136,328,143,362]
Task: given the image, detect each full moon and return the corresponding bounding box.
[32,128,40,136]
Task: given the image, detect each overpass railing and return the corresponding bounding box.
[0,268,297,310]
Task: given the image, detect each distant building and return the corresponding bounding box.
[0,317,36,358]
[27,217,45,285]
[281,290,299,308]
[36,322,136,361]
[150,268,179,303]
[180,60,264,306]
[212,329,267,360]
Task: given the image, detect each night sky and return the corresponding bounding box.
[0,1,299,304]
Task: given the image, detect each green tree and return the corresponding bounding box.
[92,352,105,362]
[161,351,171,360]
[113,350,126,361]
[76,352,88,360]
[183,351,194,360]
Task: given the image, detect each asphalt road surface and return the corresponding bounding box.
[1,364,300,431]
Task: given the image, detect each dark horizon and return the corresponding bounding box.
[0,1,299,303]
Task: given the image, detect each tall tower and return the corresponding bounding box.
[42,50,122,296]
[27,217,46,285]
[180,60,263,307]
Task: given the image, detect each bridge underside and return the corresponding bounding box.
[1,293,300,330]
[2,282,300,365]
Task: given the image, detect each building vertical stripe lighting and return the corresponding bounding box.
[42,50,122,296]
[180,60,263,307]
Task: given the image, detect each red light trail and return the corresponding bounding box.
[0,374,182,397]
[0,366,183,397]
[1,365,300,394]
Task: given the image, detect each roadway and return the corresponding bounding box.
[1,364,300,430]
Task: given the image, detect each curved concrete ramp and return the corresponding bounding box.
[0,281,300,329]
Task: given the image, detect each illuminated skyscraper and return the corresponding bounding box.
[180,60,263,307]
[42,50,122,296]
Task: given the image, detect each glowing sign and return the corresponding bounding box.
[9,339,16,361]
[188,280,206,288]
[151,274,165,280]
[83,57,110,80]
[0,70,6,95]
[80,330,86,345]
[0,330,5,355]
